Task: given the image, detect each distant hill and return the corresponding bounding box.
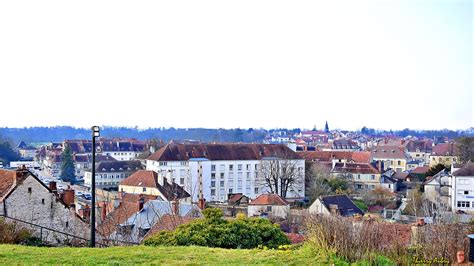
[0,127,267,144]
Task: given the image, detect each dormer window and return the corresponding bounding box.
[111,168,115,171]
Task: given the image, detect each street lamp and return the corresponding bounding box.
[90,126,100,247]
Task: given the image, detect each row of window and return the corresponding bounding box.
[96,173,125,179]
[211,187,258,196]
[457,201,471,208]
[211,164,257,172]
[211,172,253,179]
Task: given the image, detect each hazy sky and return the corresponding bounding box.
[0,0,472,130]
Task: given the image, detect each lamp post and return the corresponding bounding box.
[90,126,100,247]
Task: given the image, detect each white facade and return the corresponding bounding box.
[451,174,474,213]
[84,170,132,188]
[146,158,305,202]
[102,151,141,161]
[248,204,290,219]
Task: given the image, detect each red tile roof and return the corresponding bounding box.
[249,194,288,206]
[144,214,194,239]
[98,193,157,237]
[432,143,459,156]
[371,146,407,160]
[411,166,429,174]
[0,170,16,200]
[119,170,190,200]
[147,143,301,161]
[299,151,371,163]
[453,162,474,176]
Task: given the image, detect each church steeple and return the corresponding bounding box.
[324,121,329,133]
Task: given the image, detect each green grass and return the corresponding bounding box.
[0,244,324,265]
[352,200,368,212]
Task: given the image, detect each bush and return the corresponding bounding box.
[144,208,290,249]
[0,218,34,244]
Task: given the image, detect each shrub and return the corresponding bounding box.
[0,218,34,244]
[144,208,290,249]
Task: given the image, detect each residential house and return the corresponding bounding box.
[371,146,408,172]
[326,139,360,151]
[309,194,364,217]
[146,143,305,202]
[84,160,142,189]
[16,141,37,160]
[0,168,87,244]
[299,151,371,164]
[430,143,459,167]
[450,162,474,214]
[329,162,383,192]
[248,194,290,220]
[118,170,191,202]
[423,169,450,206]
[404,140,432,165]
[99,193,201,243]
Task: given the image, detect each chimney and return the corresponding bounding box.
[329,204,339,215]
[99,202,107,221]
[417,218,425,226]
[198,198,205,210]
[49,181,57,192]
[138,195,145,212]
[83,205,91,223]
[62,187,75,207]
[172,199,179,215]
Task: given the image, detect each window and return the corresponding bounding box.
[266,206,272,212]
[229,165,234,171]
[238,164,242,171]
[211,165,216,171]
[41,199,45,204]
[457,201,470,208]
[465,191,469,195]
[246,172,251,179]
[211,181,216,187]
[229,188,233,193]
[159,162,167,166]
[211,173,216,179]
[143,187,146,192]
[254,187,259,194]
[459,179,470,185]
[238,172,243,179]
[65,221,69,228]
[397,161,401,166]
[246,164,251,171]
[28,187,32,193]
[180,177,185,185]
[180,169,185,177]
[220,173,225,179]
[255,164,258,171]
[220,181,224,187]
[211,189,215,196]
[229,172,234,179]
[357,174,361,180]
[238,180,242,188]
[220,164,225,171]
[180,161,188,166]
[371,175,375,180]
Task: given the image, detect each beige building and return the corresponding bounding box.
[429,143,459,167]
[371,146,408,172]
[119,170,191,202]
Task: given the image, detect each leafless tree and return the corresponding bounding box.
[305,162,332,202]
[257,157,302,199]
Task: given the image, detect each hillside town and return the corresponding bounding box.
[1,126,473,257]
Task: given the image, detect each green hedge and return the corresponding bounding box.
[144,208,290,249]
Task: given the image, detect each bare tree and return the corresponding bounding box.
[305,162,332,202]
[257,157,302,199]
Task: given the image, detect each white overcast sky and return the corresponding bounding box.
[0,0,472,130]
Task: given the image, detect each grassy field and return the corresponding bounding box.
[0,244,325,265]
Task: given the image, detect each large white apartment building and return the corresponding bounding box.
[451,162,474,214]
[146,143,305,202]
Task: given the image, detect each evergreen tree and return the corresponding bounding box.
[60,145,76,184]
[324,121,329,133]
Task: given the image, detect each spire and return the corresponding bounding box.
[324,121,329,133]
